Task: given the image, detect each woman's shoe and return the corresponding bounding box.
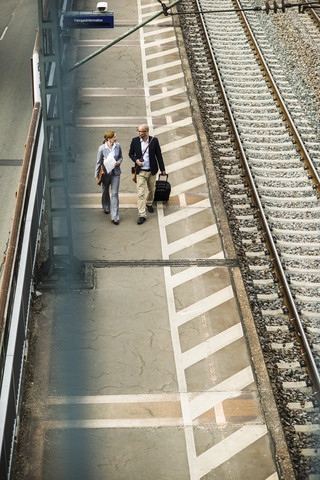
[104,210,110,214]
[112,220,119,225]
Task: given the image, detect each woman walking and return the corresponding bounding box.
[95,130,123,225]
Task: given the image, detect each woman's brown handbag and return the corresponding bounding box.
[96,164,106,185]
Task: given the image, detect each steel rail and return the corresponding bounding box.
[194,0,320,400]
[238,0,320,195]
[303,0,320,21]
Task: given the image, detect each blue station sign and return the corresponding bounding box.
[63,12,114,28]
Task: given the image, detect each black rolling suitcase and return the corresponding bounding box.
[154,174,171,202]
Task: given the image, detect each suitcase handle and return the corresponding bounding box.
[158,173,169,181]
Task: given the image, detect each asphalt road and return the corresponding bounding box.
[0,0,38,267]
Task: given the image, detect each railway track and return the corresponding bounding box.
[177,0,320,477]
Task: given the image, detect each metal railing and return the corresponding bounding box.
[0,34,45,479]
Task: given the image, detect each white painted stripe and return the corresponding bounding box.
[197,425,268,477]
[141,10,170,18]
[170,253,225,289]
[70,192,137,200]
[146,47,179,60]
[71,204,137,209]
[143,27,174,38]
[179,193,187,207]
[154,117,193,135]
[168,224,218,255]
[189,367,254,420]
[162,203,209,223]
[165,154,202,173]
[47,393,181,405]
[171,175,207,196]
[265,473,279,480]
[145,36,177,48]
[215,402,226,425]
[77,122,145,128]
[212,366,254,392]
[147,59,182,73]
[161,134,198,153]
[152,101,190,117]
[149,86,186,102]
[141,2,161,9]
[44,418,184,429]
[147,17,173,26]
[148,72,185,87]
[163,198,211,226]
[182,323,243,369]
[175,285,234,327]
[157,204,198,478]
[139,5,200,477]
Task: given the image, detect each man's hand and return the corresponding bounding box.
[136,160,144,167]
[161,171,166,175]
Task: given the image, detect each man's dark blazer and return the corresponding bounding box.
[129,136,165,175]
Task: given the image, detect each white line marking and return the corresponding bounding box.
[146,47,179,60]
[46,393,180,404]
[151,101,190,117]
[214,402,226,425]
[149,86,186,102]
[265,473,279,480]
[141,13,173,23]
[144,27,174,38]
[168,224,218,255]
[197,425,268,477]
[44,418,184,429]
[141,2,161,8]
[175,285,234,327]
[170,253,225,289]
[145,36,177,48]
[192,391,241,420]
[163,198,211,226]
[182,323,243,369]
[165,154,202,173]
[139,3,153,129]
[161,134,198,153]
[157,204,199,478]
[70,204,138,209]
[179,193,187,207]
[170,175,207,196]
[139,4,198,477]
[146,17,172,26]
[154,117,193,135]
[147,59,182,73]
[70,192,136,199]
[189,367,254,420]
[148,72,185,87]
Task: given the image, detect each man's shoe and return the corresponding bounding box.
[137,217,146,225]
[147,205,154,213]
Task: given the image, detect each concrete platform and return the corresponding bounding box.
[12,0,294,478]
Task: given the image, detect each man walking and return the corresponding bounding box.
[129,124,166,224]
